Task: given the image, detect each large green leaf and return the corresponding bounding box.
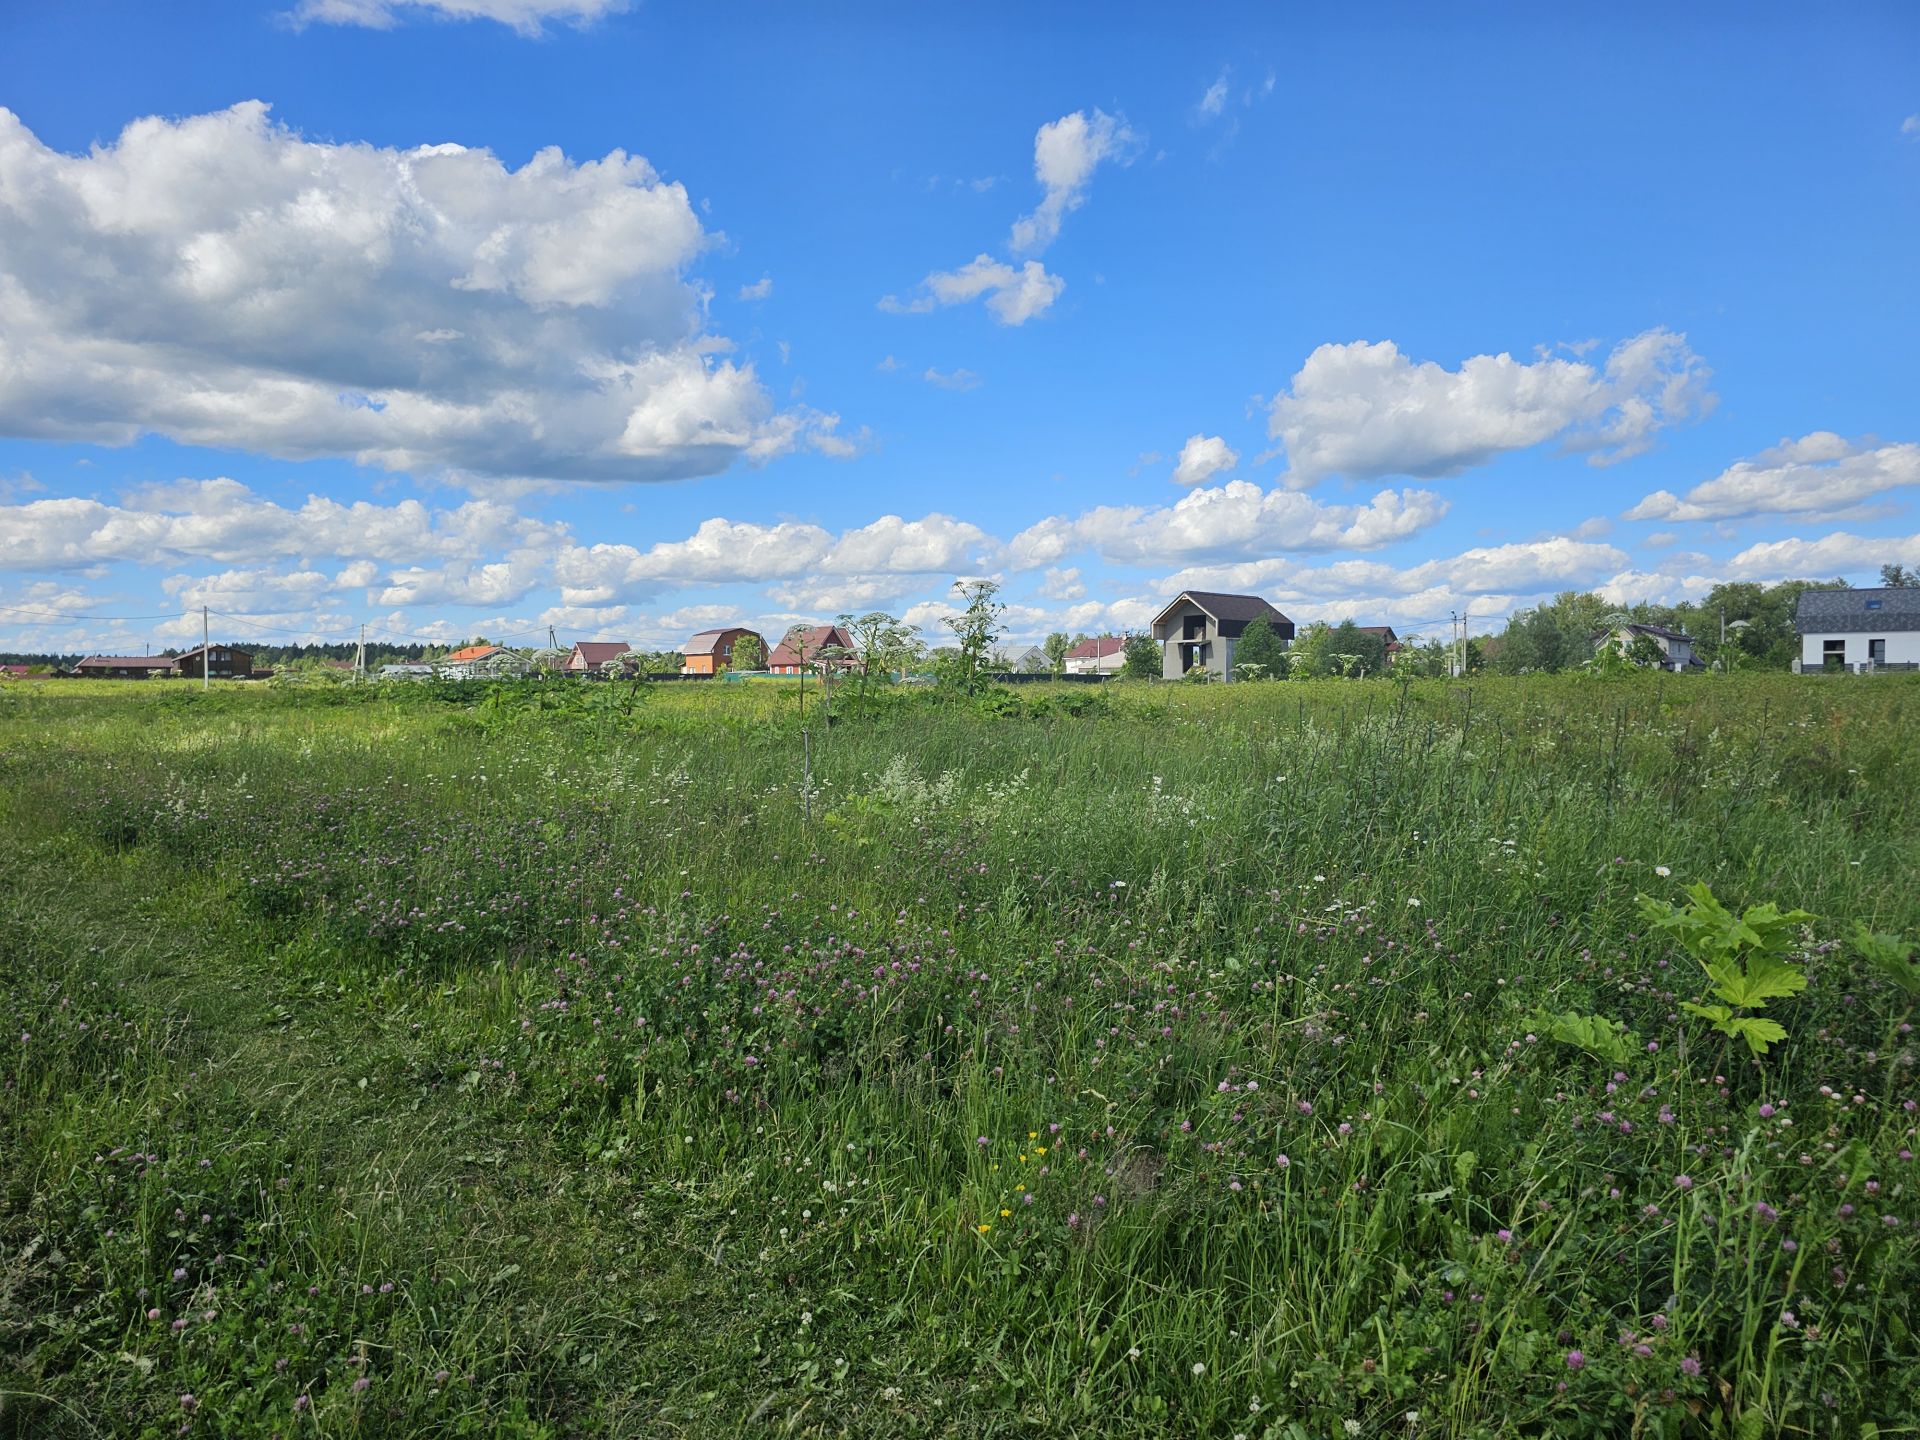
[1727,1015,1788,1055]
[1851,923,1920,996]
[1714,953,1808,1008]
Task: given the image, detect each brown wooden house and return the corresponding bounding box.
[171,645,253,680]
[73,655,180,680]
[766,624,855,675]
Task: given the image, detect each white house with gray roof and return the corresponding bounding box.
[1150,591,1294,681]
[1794,587,1920,672]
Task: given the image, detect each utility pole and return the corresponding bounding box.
[1449,611,1461,677]
[201,605,210,692]
[356,622,366,682]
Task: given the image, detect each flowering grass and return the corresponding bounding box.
[1,673,1915,1438]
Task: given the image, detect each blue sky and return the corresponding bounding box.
[1,0,1916,657]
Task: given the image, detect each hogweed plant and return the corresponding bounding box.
[1638,880,1814,1056]
[1528,1008,1638,1067]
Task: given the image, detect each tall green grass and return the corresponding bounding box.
[1,674,1915,1438]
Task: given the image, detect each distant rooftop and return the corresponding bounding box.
[1795,587,1920,633]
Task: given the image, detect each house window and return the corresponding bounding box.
[1822,638,1846,672]
[1868,638,1886,665]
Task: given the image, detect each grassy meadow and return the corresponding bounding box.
[2,673,1917,1439]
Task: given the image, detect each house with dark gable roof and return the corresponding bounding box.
[565,641,633,674]
[1591,621,1699,672]
[73,655,180,679]
[172,644,253,680]
[1794,588,1920,672]
[1355,626,1404,663]
[767,624,854,675]
[1149,591,1294,681]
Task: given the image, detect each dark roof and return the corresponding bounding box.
[1593,622,1694,644]
[1355,625,1399,642]
[173,644,249,661]
[1151,591,1293,640]
[570,641,633,665]
[1795,587,1920,634]
[75,655,176,670]
[1065,635,1126,660]
[1180,591,1290,624]
[768,624,852,667]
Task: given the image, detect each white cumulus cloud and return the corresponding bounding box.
[1624,433,1920,522]
[1717,530,1920,582]
[1171,434,1239,487]
[0,478,563,573]
[880,255,1065,326]
[1268,329,1714,486]
[1005,483,1447,570]
[552,513,993,604]
[1161,536,1627,602]
[1010,109,1139,254]
[0,103,841,483]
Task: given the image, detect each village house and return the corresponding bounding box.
[1592,621,1699,672]
[73,655,180,680]
[1355,626,1404,663]
[565,641,633,674]
[1063,635,1127,675]
[1150,592,1294,681]
[767,624,855,675]
[681,627,764,676]
[437,644,531,679]
[1793,587,1920,672]
[171,644,253,680]
[997,643,1046,672]
[0,664,33,680]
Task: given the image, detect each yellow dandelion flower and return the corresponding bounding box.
[1029,1132,1038,1140]
[977,1223,991,1234]
[1001,1208,1011,1217]
[1034,1146,1047,1155]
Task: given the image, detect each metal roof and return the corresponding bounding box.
[75,655,176,669]
[682,628,757,656]
[1150,591,1293,639]
[1794,587,1920,634]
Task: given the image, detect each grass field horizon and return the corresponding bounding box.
[3,673,1916,1438]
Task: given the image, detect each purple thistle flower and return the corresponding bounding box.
[1565,1350,1586,1370]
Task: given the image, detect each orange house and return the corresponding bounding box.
[681,627,763,675]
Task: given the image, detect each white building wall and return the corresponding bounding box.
[1800,631,1920,669]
